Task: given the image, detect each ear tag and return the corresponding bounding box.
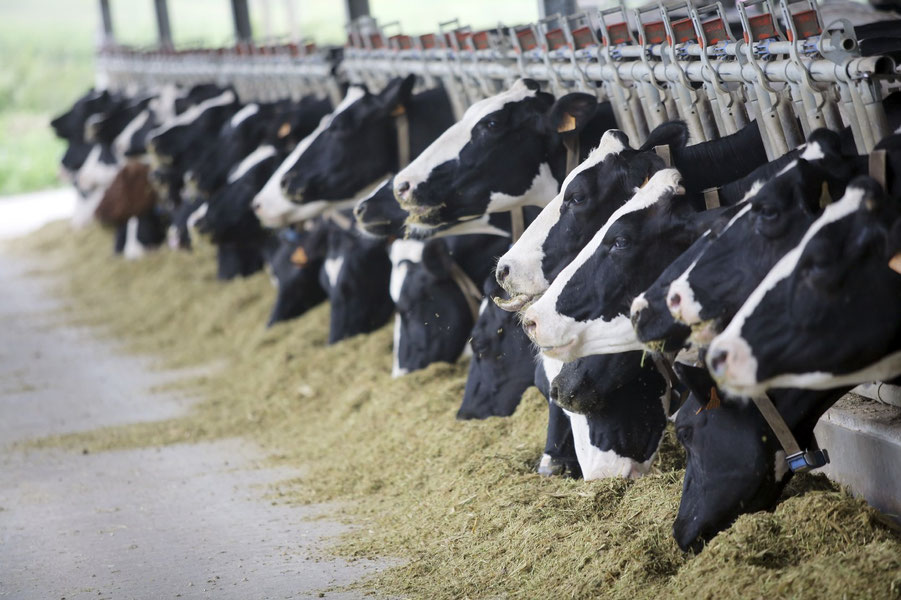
[889,251,901,275]
[557,112,577,133]
[290,247,308,266]
[391,104,407,117]
[277,122,291,138]
[696,386,722,414]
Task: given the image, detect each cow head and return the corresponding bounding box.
[707,177,901,396]
[494,123,685,311]
[457,277,535,419]
[522,168,705,361]
[394,80,601,237]
[266,226,329,326]
[353,176,406,239]
[672,363,842,552]
[147,88,238,165]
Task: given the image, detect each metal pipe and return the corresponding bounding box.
[231,0,253,44]
[154,0,173,50]
[98,0,114,46]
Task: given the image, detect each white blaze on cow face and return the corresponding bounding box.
[148,89,236,138]
[123,216,148,260]
[253,87,366,228]
[227,144,277,184]
[523,169,684,361]
[497,131,629,302]
[112,109,150,163]
[187,202,208,232]
[323,256,345,289]
[707,186,868,396]
[799,141,825,161]
[389,239,424,302]
[394,79,539,204]
[391,314,407,378]
[565,410,657,480]
[229,103,259,128]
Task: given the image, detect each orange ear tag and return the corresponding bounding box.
[277,122,291,138]
[291,247,308,266]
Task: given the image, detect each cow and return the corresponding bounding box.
[353,177,406,239]
[549,352,670,480]
[533,359,581,478]
[389,233,509,377]
[664,132,861,348]
[707,177,901,397]
[521,169,720,361]
[672,363,845,552]
[456,277,536,420]
[318,211,394,344]
[393,79,615,239]
[51,88,120,177]
[494,120,772,312]
[265,226,328,327]
[253,78,456,228]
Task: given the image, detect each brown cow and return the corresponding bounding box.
[95,161,159,226]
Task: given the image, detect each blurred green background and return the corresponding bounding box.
[0,0,538,196]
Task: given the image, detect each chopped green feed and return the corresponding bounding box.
[10,222,901,599]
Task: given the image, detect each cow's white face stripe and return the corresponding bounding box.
[253,87,366,227]
[123,216,147,260]
[396,79,539,195]
[709,186,867,393]
[187,202,208,232]
[323,256,344,289]
[389,239,424,302]
[149,90,236,138]
[113,109,150,162]
[391,314,407,378]
[229,103,259,128]
[228,144,277,184]
[524,169,684,358]
[800,141,824,161]
[565,409,656,480]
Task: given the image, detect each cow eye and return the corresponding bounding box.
[567,194,584,206]
[758,204,779,220]
[613,236,630,250]
[676,425,693,445]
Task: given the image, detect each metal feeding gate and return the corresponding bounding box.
[95,0,899,159]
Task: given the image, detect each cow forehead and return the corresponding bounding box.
[723,185,867,338]
[398,80,539,180]
[229,103,260,128]
[149,89,235,138]
[558,130,628,194]
[389,239,424,301]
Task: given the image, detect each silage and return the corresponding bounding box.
[9,222,901,599]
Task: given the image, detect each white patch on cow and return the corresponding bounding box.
[149,83,179,125]
[148,89,236,138]
[253,87,366,227]
[524,169,685,360]
[774,450,789,482]
[187,202,208,231]
[776,159,799,177]
[391,314,407,378]
[389,239,424,302]
[710,186,868,395]
[323,256,344,289]
[486,162,560,212]
[739,180,765,203]
[478,297,489,316]
[495,132,629,300]
[123,217,146,260]
[71,188,105,229]
[566,410,656,480]
[800,141,825,161]
[629,293,649,319]
[228,144,277,184]
[83,113,105,142]
[229,103,259,128]
[75,145,118,195]
[433,215,511,238]
[112,109,150,162]
[395,79,539,198]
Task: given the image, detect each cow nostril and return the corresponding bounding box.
[549,380,560,403]
[497,264,510,283]
[353,202,366,219]
[523,318,536,336]
[709,349,728,376]
[397,181,410,194]
[669,293,681,309]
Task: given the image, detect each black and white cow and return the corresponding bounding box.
[265,226,328,327]
[672,363,845,552]
[353,177,406,239]
[393,79,614,238]
[253,78,456,227]
[456,277,536,420]
[389,233,508,376]
[51,88,120,177]
[534,360,581,478]
[318,211,394,344]
[494,120,772,312]
[666,160,856,348]
[521,169,718,361]
[549,352,670,479]
[707,177,901,396]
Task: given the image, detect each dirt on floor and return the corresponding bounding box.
[6,221,901,600]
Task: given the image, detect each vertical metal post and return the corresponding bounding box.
[345,0,370,22]
[154,0,173,49]
[98,0,115,46]
[284,0,300,44]
[538,0,577,17]
[231,0,254,44]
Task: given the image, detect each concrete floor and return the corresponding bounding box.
[0,238,383,598]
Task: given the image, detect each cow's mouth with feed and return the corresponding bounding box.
[492,290,539,313]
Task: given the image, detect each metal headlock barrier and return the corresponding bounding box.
[96,0,901,158]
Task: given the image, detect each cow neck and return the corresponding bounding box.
[750,394,829,474]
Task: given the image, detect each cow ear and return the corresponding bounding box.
[421,238,453,279]
[640,121,689,152]
[377,75,416,114]
[547,93,598,136]
[673,363,717,401]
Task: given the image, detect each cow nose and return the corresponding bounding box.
[669,293,681,309]
[496,263,510,283]
[251,198,262,212]
[709,348,728,378]
[395,180,412,202]
[353,200,366,220]
[397,181,410,193]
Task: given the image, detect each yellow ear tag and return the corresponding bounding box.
[557,112,577,133]
[391,104,406,117]
[277,122,291,138]
[291,247,308,266]
[889,251,901,275]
